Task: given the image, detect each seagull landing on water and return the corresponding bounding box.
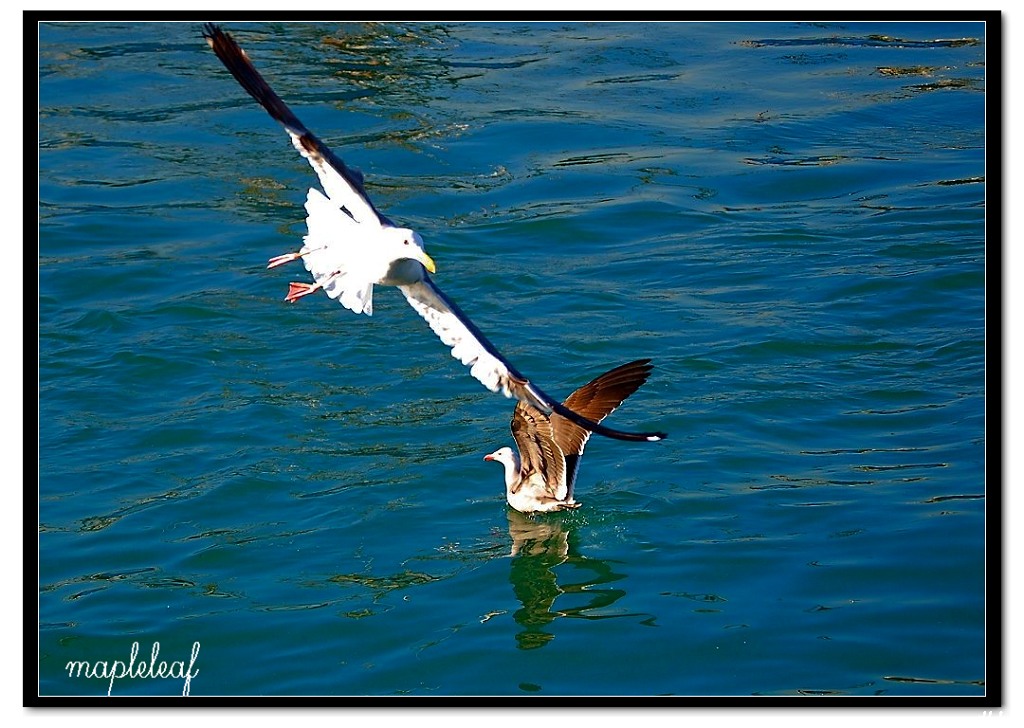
[485,359,656,513]
[204,24,666,443]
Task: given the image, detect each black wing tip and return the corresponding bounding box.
[604,427,667,443]
[203,23,250,75]
[615,429,667,442]
[203,21,311,138]
[201,22,228,46]
[549,399,665,443]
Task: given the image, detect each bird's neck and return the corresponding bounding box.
[381,257,426,286]
[502,452,522,492]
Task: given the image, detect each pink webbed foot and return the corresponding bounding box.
[284,281,322,303]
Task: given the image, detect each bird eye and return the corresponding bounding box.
[403,239,410,245]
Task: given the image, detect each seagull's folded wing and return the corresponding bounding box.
[511,402,567,498]
[399,277,666,442]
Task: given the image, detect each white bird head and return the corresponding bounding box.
[382,227,435,275]
[484,446,522,492]
[483,446,517,467]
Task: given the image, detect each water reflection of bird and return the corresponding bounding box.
[485,360,657,512]
[506,506,572,559]
[505,509,634,650]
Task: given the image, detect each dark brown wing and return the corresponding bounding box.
[510,402,566,495]
[550,359,655,496]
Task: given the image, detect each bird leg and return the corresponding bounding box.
[267,252,303,269]
[267,244,328,269]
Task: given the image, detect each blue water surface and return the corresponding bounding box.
[37,19,989,698]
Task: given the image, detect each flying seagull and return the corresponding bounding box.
[203,24,666,443]
[484,359,655,513]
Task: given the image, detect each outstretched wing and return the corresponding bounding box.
[551,359,656,495]
[399,278,666,442]
[203,23,390,228]
[206,24,667,444]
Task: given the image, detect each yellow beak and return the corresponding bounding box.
[420,252,437,274]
